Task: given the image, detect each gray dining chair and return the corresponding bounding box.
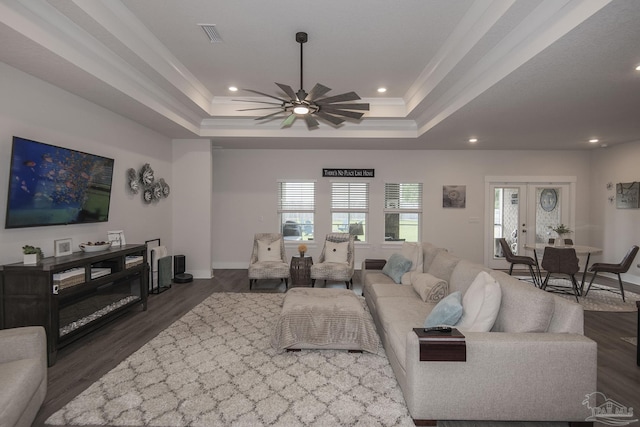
[584,245,638,302]
[541,247,580,302]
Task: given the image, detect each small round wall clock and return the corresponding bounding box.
[540,189,557,212]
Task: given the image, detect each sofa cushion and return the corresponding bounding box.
[427,251,460,283]
[449,259,492,294]
[0,358,42,427]
[456,271,502,332]
[424,291,463,328]
[257,239,282,262]
[382,253,413,284]
[490,271,555,333]
[324,240,349,263]
[421,242,443,271]
[411,273,448,303]
[402,242,424,273]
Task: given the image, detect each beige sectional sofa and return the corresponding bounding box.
[362,242,597,425]
[0,326,47,427]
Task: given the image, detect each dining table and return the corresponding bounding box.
[524,243,603,293]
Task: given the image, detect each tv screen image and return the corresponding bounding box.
[5,136,115,228]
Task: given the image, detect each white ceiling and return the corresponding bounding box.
[1,0,639,150]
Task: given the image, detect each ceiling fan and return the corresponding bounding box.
[237,32,369,129]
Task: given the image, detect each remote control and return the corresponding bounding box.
[423,326,452,333]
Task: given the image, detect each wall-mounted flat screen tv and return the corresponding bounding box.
[5,136,115,228]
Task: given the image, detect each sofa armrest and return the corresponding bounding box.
[403,331,597,421]
[0,326,47,365]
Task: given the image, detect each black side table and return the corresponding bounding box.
[290,256,313,288]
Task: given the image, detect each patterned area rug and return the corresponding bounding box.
[46,293,413,426]
[517,278,639,312]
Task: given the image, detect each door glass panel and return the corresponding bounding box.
[493,187,520,258]
[534,187,562,244]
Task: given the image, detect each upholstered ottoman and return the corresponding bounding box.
[271,288,379,353]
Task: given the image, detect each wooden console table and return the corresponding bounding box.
[1,244,148,365]
[290,256,313,288]
[413,328,466,361]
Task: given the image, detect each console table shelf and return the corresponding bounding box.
[0,244,148,366]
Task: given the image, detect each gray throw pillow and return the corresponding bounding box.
[424,291,463,328]
[382,253,413,284]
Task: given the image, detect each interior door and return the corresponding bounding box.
[488,182,571,269]
[489,184,527,269]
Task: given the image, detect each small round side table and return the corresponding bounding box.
[290,256,313,288]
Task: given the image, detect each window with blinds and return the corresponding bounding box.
[384,183,423,242]
[331,182,368,241]
[278,181,315,241]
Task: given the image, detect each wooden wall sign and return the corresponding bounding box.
[322,168,375,178]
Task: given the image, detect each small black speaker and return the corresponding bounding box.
[173,254,193,283]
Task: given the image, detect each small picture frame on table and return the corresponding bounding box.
[107,230,126,247]
[54,238,73,257]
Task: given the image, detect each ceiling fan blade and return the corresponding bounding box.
[233,99,282,106]
[275,83,298,101]
[281,113,297,127]
[237,107,284,111]
[315,111,345,126]
[305,83,331,101]
[255,110,287,120]
[315,91,361,104]
[320,103,369,111]
[319,107,365,120]
[304,114,320,129]
[242,88,289,103]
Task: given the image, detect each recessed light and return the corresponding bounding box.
[468,138,478,143]
[635,64,640,71]
[228,86,238,92]
[377,87,387,93]
[589,138,599,144]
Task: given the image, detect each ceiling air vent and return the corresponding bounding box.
[199,24,223,43]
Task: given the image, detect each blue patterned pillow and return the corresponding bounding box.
[424,291,463,328]
[382,253,413,284]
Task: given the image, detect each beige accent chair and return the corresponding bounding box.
[310,233,355,289]
[0,326,47,427]
[248,233,290,290]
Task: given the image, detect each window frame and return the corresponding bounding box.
[277,180,316,242]
[384,182,423,243]
[330,181,369,242]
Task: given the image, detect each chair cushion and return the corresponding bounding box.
[324,240,349,263]
[257,239,282,262]
[411,273,448,303]
[424,291,463,328]
[382,253,413,284]
[455,271,502,332]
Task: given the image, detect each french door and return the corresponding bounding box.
[486,177,574,269]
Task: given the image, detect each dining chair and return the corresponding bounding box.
[498,238,541,287]
[540,247,581,302]
[584,245,639,302]
[548,238,574,245]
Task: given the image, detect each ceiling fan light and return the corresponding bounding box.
[293,106,310,115]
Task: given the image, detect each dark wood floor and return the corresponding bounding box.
[33,270,639,427]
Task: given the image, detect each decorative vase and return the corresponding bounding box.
[299,251,305,258]
[23,253,38,265]
[555,235,566,247]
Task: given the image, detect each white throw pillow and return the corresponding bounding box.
[324,240,349,263]
[455,271,502,332]
[257,239,282,262]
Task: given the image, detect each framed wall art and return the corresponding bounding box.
[443,185,466,208]
[54,238,73,257]
[616,182,639,209]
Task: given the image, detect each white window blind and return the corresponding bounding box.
[278,182,315,212]
[331,182,369,211]
[384,183,423,212]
